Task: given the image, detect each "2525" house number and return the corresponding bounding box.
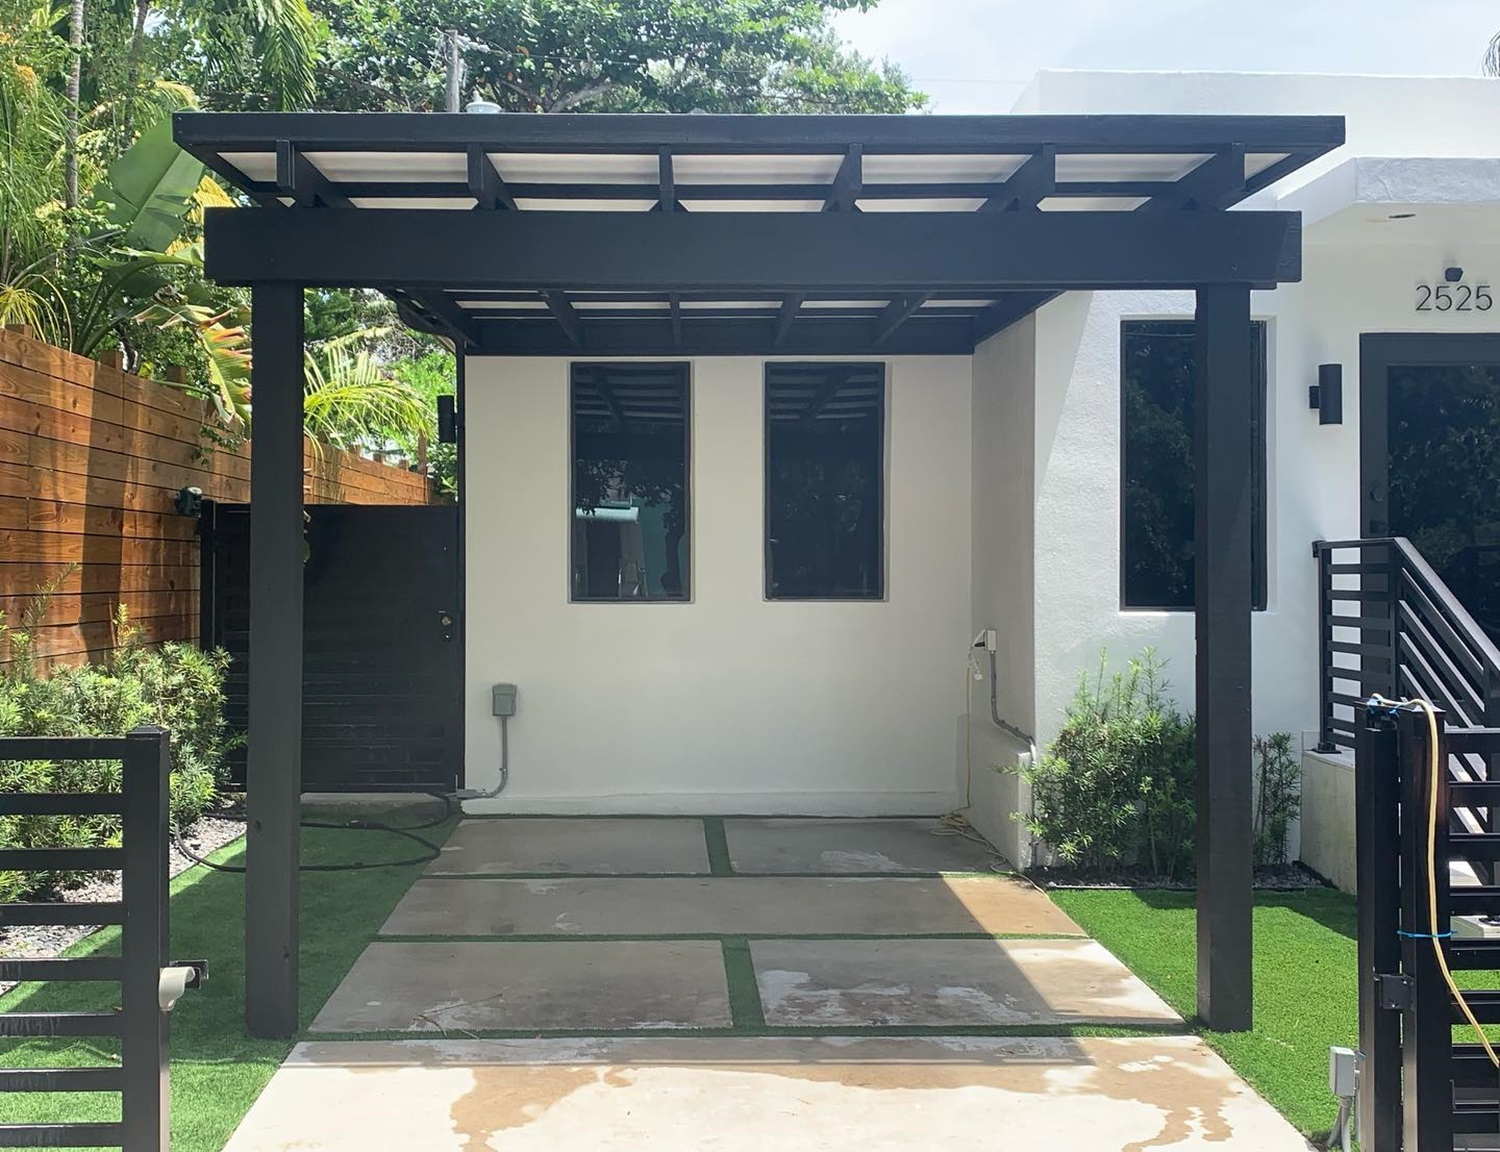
[1416,281,1493,312]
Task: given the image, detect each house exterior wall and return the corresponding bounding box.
[1013,71,1500,869]
[967,317,1038,863]
[462,356,974,814]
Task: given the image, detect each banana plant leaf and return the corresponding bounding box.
[93,118,206,254]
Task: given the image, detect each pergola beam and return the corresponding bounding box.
[981,144,1055,212]
[467,146,516,210]
[543,290,583,347]
[657,147,676,212]
[203,207,1304,291]
[872,293,931,346]
[772,295,804,348]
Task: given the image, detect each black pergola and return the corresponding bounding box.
[175,109,1344,1039]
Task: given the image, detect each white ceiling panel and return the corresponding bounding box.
[348,196,476,210]
[491,152,658,183]
[1039,195,1150,212]
[307,151,467,182]
[862,154,1027,183]
[513,198,658,212]
[855,197,986,212]
[678,199,824,212]
[1055,153,1211,182]
[673,154,843,184]
[221,151,277,182]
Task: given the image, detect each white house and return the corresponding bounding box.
[443,73,1500,881]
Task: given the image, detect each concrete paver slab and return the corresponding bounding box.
[752,938,1180,1027]
[725,817,999,873]
[382,875,1084,937]
[430,818,710,875]
[221,1035,1309,1151]
[309,941,731,1033]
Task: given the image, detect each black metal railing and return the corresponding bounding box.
[0,727,191,1151]
[1314,538,1500,752]
[1357,703,1500,1152]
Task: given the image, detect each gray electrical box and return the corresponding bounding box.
[492,683,518,717]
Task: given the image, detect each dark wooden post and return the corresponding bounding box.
[1193,285,1255,1031]
[245,283,304,1038]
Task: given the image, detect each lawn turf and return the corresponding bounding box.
[1050,886,1357,1139]
[0,801,458,1151]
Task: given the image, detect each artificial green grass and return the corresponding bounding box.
[1051,887,1355,1139]
[0,802,458,1151]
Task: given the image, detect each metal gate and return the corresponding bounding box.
[1356,702,1500,1151]
[0,728,202,1151]
[200,502,462,794]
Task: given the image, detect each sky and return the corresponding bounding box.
[833,0,1500,113]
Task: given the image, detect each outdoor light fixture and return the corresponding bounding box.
[1309,364,1343,425]
[174,485,204,516]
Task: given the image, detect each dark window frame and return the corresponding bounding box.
[568,360,693,604]
[763,361,888,602]
[1118,319,1269,612]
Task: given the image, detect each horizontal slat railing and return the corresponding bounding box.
[1314,538,1500,753]
[0,729,174,1152]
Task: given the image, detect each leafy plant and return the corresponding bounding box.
[1013,649,1197,880]
[0,586,235,901]
[1253,732,1301,868]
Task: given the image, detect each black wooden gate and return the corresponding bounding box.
[201,502,462,794]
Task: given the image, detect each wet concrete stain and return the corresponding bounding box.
[443,1040,1246,1151]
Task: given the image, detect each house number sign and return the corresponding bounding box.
[1415,275,1492,313]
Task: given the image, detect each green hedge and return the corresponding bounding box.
[1,605,236,902]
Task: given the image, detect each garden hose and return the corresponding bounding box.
[171,791,451,874]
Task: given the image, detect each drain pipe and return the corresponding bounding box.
[971,630,1038,759]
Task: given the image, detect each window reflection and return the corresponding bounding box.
[765,363,885,600]
[571,362,690,601]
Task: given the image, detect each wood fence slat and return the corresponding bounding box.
[0,562,199,597]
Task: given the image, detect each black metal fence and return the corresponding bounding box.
[1315,538,1500,753]
[1356,703,1500,1151]
[0,728,184,1150]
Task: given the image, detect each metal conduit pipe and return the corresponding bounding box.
[972,631,1038,759]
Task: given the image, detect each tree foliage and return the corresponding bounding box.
[315,0,923,113]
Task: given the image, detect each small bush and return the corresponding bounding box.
[1013,649,1198,880]
[0,598,236,901]
[1253,732,1301,867]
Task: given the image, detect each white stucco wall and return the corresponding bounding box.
[1009,73,1500,870]
[462,356,974,814]
[967,318,1038,865]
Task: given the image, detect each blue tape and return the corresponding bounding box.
[1397,929,1452,940]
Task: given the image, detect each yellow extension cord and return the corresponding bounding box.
[1411,697,1500,1068]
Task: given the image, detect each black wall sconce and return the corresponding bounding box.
[1309,364,1343,425]
[437,394,459,444]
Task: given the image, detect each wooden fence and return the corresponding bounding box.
[0,327,437,669]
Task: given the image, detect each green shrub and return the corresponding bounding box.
[0,600,236,901]
[1013,649,1198,880]
[1253,732,1301,867]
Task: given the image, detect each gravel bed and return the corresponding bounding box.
[0,812,245,997]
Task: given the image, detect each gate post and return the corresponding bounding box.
[120,726,171,1152]
[1396,705,1453,1152]
[1356,704,1402,1150]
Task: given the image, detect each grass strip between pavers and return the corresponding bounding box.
[701,817,734,876]
[0,804,460,1152]
[720,935,767,1029]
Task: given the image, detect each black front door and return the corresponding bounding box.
[204,502,463,793]
[1361,334,1500,643]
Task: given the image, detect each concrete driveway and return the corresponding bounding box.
[224,817,1311,1151]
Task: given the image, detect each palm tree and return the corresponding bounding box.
[1486,32,1500,77]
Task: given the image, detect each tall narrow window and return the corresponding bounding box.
[765,363,886,600]
[1120,320,1268,610]
[571,362,690,601]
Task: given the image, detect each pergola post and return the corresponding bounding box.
[1193,285,1255,1032]
[245,282,305,1038]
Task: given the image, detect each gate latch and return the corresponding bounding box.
[438,610,455,641]
[159,959,209,1012]
[1376,973,1413,1011]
